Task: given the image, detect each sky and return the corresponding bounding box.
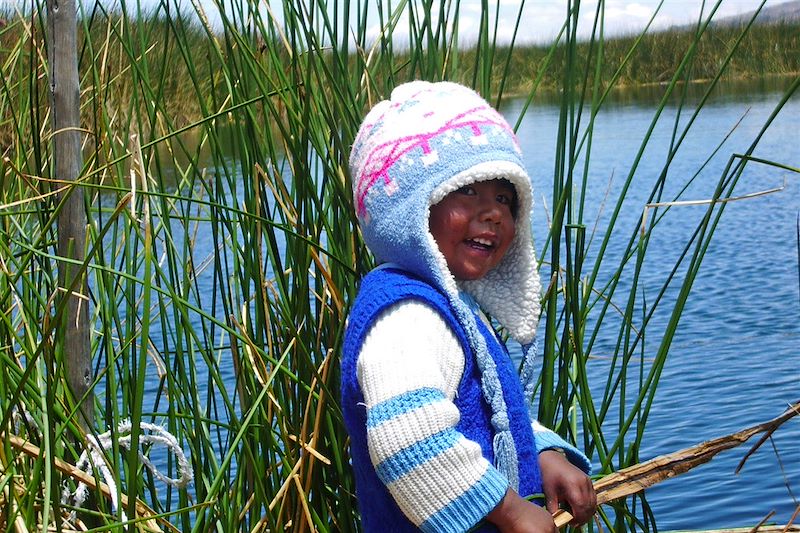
[455,0,792,42]
[206,1,794,44]
[365,0,792,44]
[2,0,793,43]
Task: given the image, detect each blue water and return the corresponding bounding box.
[508,81,799,529]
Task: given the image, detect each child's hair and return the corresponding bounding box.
[496,177,519,219]
[349,81,543,487]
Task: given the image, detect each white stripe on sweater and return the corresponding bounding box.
[358,301,463,403]
[388,438,503,527]
[366,395,460,463]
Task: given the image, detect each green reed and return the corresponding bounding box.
[0,0,797,531]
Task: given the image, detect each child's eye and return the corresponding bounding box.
[456,185,476,196]
[496,193,515,206]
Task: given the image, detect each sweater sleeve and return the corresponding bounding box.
[357,300,509,533]
[532,420,592,475]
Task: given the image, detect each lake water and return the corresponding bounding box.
[509,78,799,529]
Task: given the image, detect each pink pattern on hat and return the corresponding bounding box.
[353,105,518,217]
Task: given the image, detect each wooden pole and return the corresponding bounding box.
[47,0,93,428]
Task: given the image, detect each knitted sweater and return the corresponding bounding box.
[341,268,590,532]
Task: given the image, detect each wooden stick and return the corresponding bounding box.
[5,433,173,532]
[554,401,800,528]
[47,0,93,430]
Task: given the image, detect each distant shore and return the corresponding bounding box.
[461,21,799,96]
[0,12,797,138]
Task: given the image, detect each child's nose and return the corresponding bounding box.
[478,197,503,223]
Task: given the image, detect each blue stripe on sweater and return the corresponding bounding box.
[375,429,460,484]
[366,387,445,428]
[533,426,592,475]
[419,467,509,533]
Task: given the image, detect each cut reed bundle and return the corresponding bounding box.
[553,401,800,527]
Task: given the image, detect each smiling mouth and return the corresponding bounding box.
[466,237,495,250]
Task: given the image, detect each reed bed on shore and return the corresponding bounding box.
[0,0,797,531]
[2,6,798,143]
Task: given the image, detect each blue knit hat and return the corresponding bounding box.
[349,81,542,488]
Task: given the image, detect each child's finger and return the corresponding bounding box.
[565,483,597,525]
[545,495,560,516]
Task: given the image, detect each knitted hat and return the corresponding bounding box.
[349,81,542,488]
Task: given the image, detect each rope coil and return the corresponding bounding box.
[63,420,193,522]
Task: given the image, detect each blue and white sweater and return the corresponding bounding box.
[341,269,590,532]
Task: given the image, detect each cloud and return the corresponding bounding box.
[593,1,656,33]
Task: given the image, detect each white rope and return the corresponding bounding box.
[63,420,193,523]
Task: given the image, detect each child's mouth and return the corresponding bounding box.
[466,237,495,250]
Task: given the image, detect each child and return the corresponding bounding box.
[341,81,595,532]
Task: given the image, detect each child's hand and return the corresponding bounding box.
[538,450,597,526]
[486,488,558,533]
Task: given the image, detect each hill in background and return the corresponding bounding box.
[715,0,800,25]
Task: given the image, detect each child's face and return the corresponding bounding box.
[429,179,517,281]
